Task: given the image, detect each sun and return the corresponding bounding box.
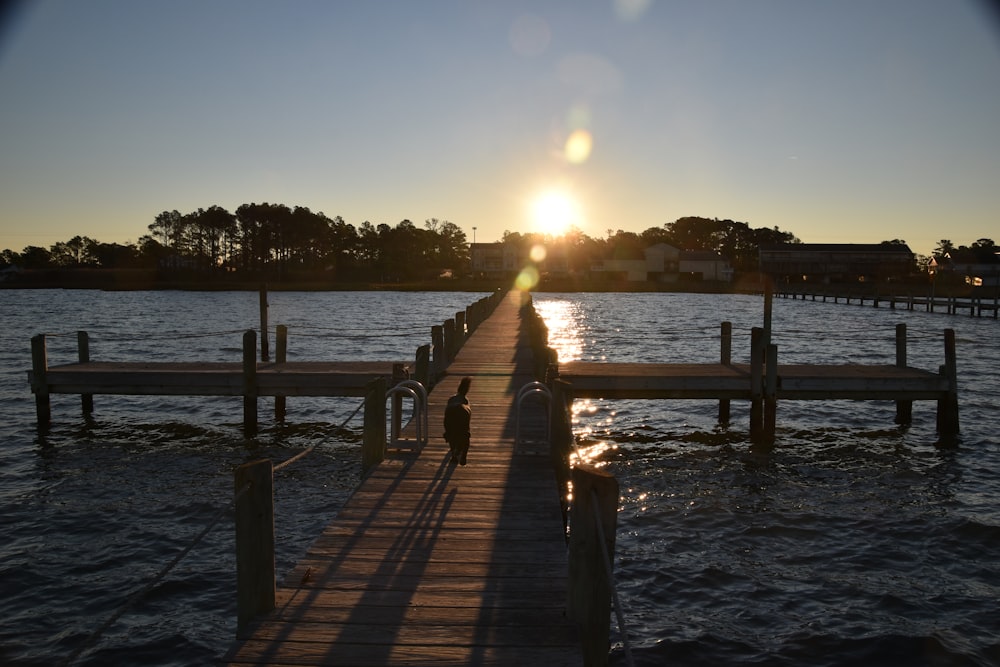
[530,189,580,236]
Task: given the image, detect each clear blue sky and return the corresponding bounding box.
[1,0,998,257]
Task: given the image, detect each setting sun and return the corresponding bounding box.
[530,189,580,236]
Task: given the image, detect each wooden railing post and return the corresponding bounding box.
[259,284,269,363]
[895,323,912,424]
[274,325,287,421]
[31,334,51,427]
[362,377,387,476]
[937,329,960,439]
[414,344,430,388]
[78,330,93,416]
[764,343,778,445]
[750,327,764,443]
[235,458,275,633]
[431,325,445,378]
[443,318,456,362]
[243,330,258,437]
[568,464,619,667]
[550,379,574,509]
[718,321,732,424]
[455,311,466,349]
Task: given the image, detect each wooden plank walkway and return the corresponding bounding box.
[558,361,950,400]
[225,291,582,666]
[30,361,405,397]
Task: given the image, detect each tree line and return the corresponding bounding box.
[3,202,992,282]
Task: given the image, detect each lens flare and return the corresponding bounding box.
[564,129,593,164]
[530,244,547,262]
[515,266,539,290]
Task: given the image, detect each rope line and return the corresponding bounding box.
[564,432,635,667]
[273,397,365,472]
[590,488,635,667]
[61,481,252,667]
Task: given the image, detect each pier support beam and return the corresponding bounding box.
[275,325,287,422]
[78,331,93,416]
[362,377,387,476]
[718,322,731,424]
[895,323,912,424]
[937,328,960,440]
[568,464,619,667]
[243,330,258,437]
[31,334,50,428]
[764,343,778,445]
[235,458,275,633]
[750,327,764,442]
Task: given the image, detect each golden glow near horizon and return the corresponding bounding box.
[530,189,581,236]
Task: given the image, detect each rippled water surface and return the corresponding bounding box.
[1,289,997,666]
[0,289,490,666]
[533,292,1000,667]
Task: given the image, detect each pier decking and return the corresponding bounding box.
[557,361,950,400]
[224,292,582,666]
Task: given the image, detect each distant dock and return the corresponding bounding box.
[774,285,999,318]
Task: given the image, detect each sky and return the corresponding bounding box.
[1,0,998,258]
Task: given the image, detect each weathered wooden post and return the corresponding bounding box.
[750,327,764,443]
[937,329,960,438]
[414,344,430,388]
[78,331,93,416]
[895,323,912,424]
[443,318,456,362]
[235,458,275,633]
[259,284,269,363]
[764,343,778,445]
[568,464,619,667]
[718,321,732,424]
[31,334,51,427]
[550,379,574,505]
[243,330,258,437]
[431,325,445,378]
[455,311,466,349]
[362,377,387,476]
[275,325,287,422]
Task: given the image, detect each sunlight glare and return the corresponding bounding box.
[531,189,580,236]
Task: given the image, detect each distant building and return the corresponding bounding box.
[680,250,734,282]
[592,243,732,283]
[930,249,1000,287]
[470,243,521,278]
[759,243,914,282]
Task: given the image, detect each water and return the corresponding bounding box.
[1,289,997,666]
[532,292,1000,667]
[0,289,491,667]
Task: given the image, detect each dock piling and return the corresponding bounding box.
[235,458,275,633]
[718,321,732,424]
[361,377,387,476]
[78,331,93,416]
[764,343,778,445]
[275,325,287,422]
[568,464,620,667]
[937,329,960,438]
[242,330,258,437]
[259,285,269,362]
[31,334,50,428]
[895,324,912,424]
[750,327,764,442]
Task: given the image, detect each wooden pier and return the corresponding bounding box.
[25,289,964,665]
[225,291,585,666]
[774,285,999,318]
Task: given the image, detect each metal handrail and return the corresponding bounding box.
[515,381,551,445]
